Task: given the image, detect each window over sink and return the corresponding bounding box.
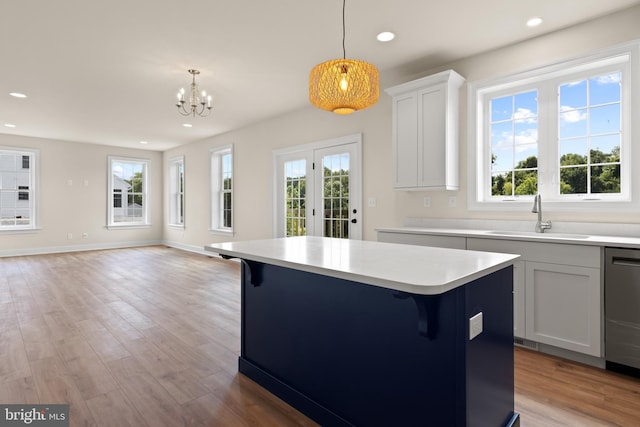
[468,40,639,212]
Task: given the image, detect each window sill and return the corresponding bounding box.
[468,197,639,212]
[107,224,152,230]
[210,228,234,236]
[168,224,185,230]
[0,227,41,234]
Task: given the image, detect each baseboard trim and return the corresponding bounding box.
[162,241,214,257]
[0,240,163,258]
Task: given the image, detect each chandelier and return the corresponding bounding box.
[309,0,379,114]
[176,69,212,117]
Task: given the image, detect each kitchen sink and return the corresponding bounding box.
[484,230,590,239]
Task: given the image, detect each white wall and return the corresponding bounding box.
[396,4,640,225]
[164,5,640,250]
[4,5,640,256]
[0,134,163,256]
[162,101,395,251]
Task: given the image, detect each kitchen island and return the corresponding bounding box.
[205,236,520,427]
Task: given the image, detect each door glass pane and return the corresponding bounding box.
[322,153,349,238]
[285,159,306,236]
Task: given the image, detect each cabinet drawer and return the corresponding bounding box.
[378,232,466,249]
[467,238,600,268]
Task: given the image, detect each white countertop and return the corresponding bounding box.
[377,226,640,248]
[204,236,519,295]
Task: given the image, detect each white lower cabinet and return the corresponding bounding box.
[467,238,602,357]
[376,232,603,357]
[525,262,601,357]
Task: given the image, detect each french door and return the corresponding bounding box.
[274,134,362,239]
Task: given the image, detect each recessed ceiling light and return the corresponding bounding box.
[139,140,148,145]
[4,123,17,128]
[377,31,395,42]
[9,92,27,98]
[526,17,543,27]
[183,123,193,128]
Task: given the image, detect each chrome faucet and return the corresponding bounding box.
[531,194,551,233]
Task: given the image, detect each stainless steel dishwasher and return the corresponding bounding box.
[605,247,640,377]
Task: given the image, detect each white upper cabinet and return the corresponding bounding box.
[385,70,465,190]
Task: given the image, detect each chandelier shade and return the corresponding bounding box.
[309,59,379,114]
[308,0,379,114]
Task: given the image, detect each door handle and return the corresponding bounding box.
[351,218,357,224]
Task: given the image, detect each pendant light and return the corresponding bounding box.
[309,0,379,114]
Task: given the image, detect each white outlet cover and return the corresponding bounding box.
[469,312,483,340]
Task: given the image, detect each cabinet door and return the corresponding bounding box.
[391,92,418,188]
[525,262,601,356]
[467,238,524,338]
[417,84,446,188]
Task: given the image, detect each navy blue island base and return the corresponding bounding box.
[236,259,520,427]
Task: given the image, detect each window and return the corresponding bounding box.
[558,75,621,195]
[108,156,150,227]
[0,147,38,230]
[113,189,122,208]
[18,186,30,201]
[490,89,539,197]
[168,156,185,227]
[469,42,637,211]
[210,145,233,233]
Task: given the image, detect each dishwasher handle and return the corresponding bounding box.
[612,256,640,268]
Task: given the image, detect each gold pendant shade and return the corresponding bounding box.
[309,59,379,114]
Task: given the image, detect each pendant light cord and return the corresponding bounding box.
[342,0,346,59]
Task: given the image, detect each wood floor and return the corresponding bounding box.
[1,246,638,426]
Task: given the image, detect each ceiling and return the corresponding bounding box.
[2,0,640,151]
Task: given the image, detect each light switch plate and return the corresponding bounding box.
[469,312,483,340]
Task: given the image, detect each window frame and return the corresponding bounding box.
[107,156,151,228]
[468,40,639,212]
[0,146,39,232]
[210,145,234,235]
[168,156,185,228]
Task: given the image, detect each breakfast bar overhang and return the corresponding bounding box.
[205,236,521,427]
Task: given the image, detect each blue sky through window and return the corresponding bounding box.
[490,72,621,195]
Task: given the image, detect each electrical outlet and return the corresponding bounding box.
[423,196,431,208]
[368,197,377,208]
[67,233,73,240]
[469,312,483,340]
[448,196,457,208]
